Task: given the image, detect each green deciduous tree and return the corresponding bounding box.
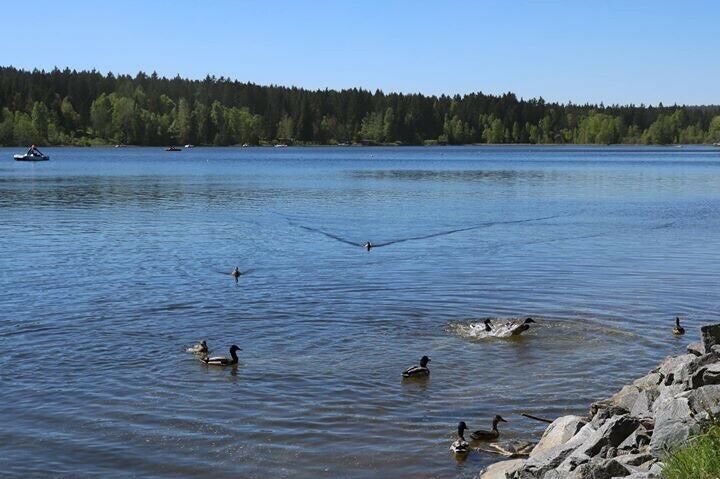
[31,101,50,142]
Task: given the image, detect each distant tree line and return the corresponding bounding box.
[1,66,720,146]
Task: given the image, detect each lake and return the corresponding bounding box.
[1,145,719,478]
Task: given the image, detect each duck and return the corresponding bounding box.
[402,355,430,378]
[450,421,470,454]
[363,241,373,251]
[200,345,241,366]
[483,318,493,332]
[673,316,685,335]
[186,340,209,354]
[490,317,535,336]
[231,267,241,279]
[470,415,507,441]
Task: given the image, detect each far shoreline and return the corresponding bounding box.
[3,143,719,149]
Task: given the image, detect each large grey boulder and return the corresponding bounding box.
[580,415,640,457]
[678,384,720,414]
[572,458,631,479]
[687,342,705,356]
[633,372,663,390]
[655,354,697,386]
[701,323,720,350]
[480,458,526,479]
[690,363,720,389]
[614,452,654,468]
[649,395,702,455]
[530,415,587,457]
[617,426,651,452]
[515,423,598,478]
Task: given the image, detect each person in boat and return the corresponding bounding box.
[27,144,43,157]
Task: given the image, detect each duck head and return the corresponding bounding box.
[524,317,536,324]
[420,355,430,367]
[483,318,493,331]
[675,316,682,326]
[230,345,242,353]
[457,421,468,438]
[493,415,508,426]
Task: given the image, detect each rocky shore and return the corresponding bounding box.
[481,324,720,479]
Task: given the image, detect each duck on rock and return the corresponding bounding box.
[450,421,470,454]
[673,316,685,335]
[470,415,507,441]
[200,345,241,366]
[402,355,430,378]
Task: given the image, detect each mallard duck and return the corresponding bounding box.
[231,267,241,279]
[450,421,470,454]
[364,242,373,251]
[402,355,430,378]
[200,345,241,366]
[673,316,685,335]
[470,415,507,441]
[186,340,209,354]
[488,317,535,336]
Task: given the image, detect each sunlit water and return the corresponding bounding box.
[1,146,719,478]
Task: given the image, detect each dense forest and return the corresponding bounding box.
[1,66,720,147]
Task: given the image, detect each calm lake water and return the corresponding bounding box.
[1,146,719,478]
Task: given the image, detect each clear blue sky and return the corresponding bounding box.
[5,0,719,105]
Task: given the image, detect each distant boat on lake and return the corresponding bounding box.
[14,152,49,161]
[14,145,49,161]
[166,146,182,151]
[184,144,194,149]
[274,144,288,148]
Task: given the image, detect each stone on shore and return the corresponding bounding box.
[502,331,720,479]
[480,458,526,479]
[530,415,586,457]
[701,323,720,350]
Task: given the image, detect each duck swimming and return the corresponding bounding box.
[402,355,430,378]
[470,415,507,441]
[363,242,373,251]
[186,340,209,354]
[673,316,685,335]
[231,267,241,279]
[450,421,470,454]
[200,345,241,366]
[483,318,493,332]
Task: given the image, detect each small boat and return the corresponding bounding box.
[242,143,250,147]
[14,152,49,161]
[184,144,194,149]
[713,142,720,147]
[14,145,49,161]
[166,146,182,152]
[274,144,288,148]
